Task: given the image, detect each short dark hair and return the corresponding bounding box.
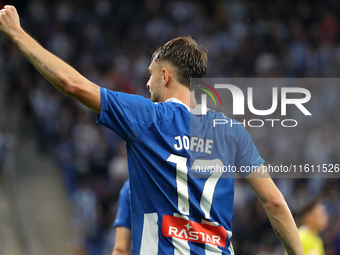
[296,199,320,218]
[152,36,207,89]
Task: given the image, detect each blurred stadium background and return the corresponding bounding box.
[0,0,339,254]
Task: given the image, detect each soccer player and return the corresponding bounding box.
[297,200,328,255]
[0,6,304,254]
[112,181,132,255]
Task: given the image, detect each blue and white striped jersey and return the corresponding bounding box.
[97,87,264,255]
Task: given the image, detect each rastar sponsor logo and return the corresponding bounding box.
[162,215,227,247]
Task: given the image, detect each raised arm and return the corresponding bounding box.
[0,5,100,112]
[245,166,304,255]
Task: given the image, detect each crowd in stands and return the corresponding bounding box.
[0,0,339,254]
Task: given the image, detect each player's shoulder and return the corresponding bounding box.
[203,109,248,138]
[298,225,319,241]
[119,180,130,200]
[122,180,130,191]
[298,226,309,237]
[154,99,191,121]
[298,226,324,253]
[102,88,156,112]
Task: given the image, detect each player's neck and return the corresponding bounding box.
[163,84,197,109]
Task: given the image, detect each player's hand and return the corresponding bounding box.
[0,5,22,41]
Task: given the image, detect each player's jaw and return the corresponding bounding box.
[150,92,160,102]
[147,60,167,102]
[149,85,162,102]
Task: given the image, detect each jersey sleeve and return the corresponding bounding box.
[234,125,265,177]
[97,87,157,142]
[113,181,131,229]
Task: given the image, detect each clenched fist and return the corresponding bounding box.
[0,5,22,41]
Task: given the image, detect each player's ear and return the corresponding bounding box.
[162,68,170,87]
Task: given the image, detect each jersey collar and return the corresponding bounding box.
[165,98,190,111]
[165,98,210,115]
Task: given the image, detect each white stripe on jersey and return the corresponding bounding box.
[205,243,222,255]
[140,213,159,255]
[201,220,234,255]
[228,242,235,255]
[227,230,234,255]
[201,220,222,255]
[173,213,191,255]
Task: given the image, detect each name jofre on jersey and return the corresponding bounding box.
[174,136,213,154]
[162,215,227,247]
